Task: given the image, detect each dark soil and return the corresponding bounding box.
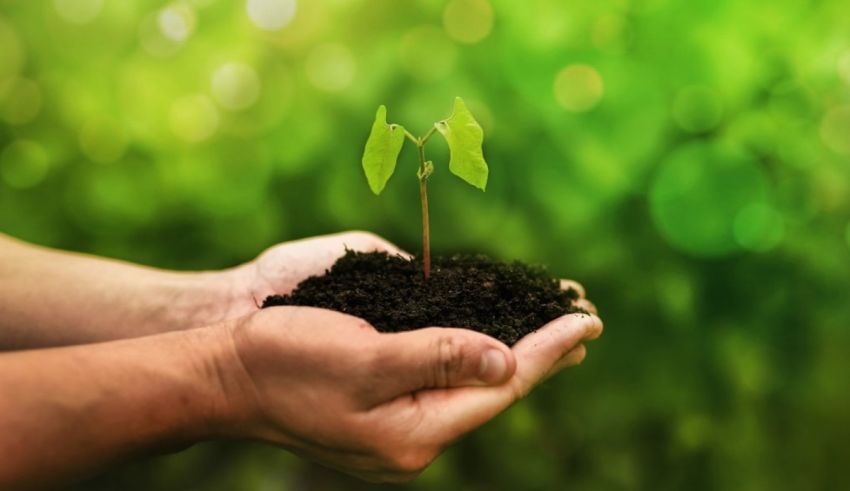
[262,250,586,346]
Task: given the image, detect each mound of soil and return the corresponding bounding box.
[262,250,586,346]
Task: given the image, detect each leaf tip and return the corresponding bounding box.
[375,104,387,122]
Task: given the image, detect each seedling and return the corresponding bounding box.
[361,97,489,280]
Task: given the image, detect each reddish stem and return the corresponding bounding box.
[419,177,431,280]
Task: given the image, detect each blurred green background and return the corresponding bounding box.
[2,0,850,489]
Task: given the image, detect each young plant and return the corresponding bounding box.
[361,97,489,280]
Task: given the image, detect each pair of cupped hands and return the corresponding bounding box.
[211,231,603,482]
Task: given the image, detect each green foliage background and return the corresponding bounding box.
[2,0,850,489]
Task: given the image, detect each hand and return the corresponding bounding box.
[215,231,407,321]
[210,305,603,483]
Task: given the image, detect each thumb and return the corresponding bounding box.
[371,327,516,398]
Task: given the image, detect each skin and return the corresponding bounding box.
[0,231,414,349]
[0,231,603,489]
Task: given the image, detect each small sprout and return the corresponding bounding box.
[360,97,489,280]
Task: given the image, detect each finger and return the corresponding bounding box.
[552,343,587,372]
[559,279,585,299]
[367,327,517,401]
[418,314,602,441]
[507,313,602,394]
[575,298,598,315]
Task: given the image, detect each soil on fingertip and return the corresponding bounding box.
[261,250,587,346]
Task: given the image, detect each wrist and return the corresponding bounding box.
[161,265,255,331]
[183,320,261,440]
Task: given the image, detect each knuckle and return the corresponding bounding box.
[433,334,466,386]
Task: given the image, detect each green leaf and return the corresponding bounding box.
[361,105,405,195]
[435,97,489,190]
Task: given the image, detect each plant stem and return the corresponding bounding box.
[416,139,431,280]
[404,127,437,145]
[421,126,437,144]
[419,178,430,280]
[403,129,419,145]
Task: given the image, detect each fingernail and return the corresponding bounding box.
[478,349,508,384]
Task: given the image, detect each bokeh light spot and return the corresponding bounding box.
[139,12,182,57]
[246,0,296,31]
[0,78,42,125]
[399,26,458,82]
[158,4,196,43]
[169,94,219,143]
[305,44,356,92]
[211,62,261,111]
[79,119,128,164]
[553,64,604,112]
[0,140,49,189]
[819,105,850,155]
[672,85,723,133]
[650,142,770,257]
[53,0,103,25]
[733,203,785,252]
[443,0,493,45]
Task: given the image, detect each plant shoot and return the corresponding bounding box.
[361,97,489,280]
